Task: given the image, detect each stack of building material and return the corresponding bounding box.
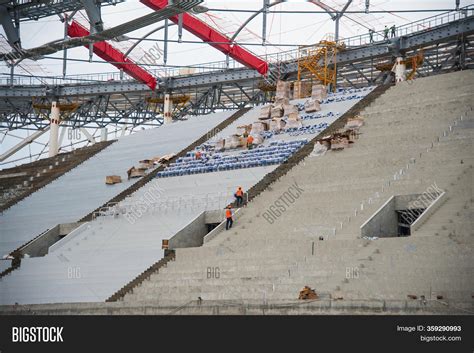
[105,175,122,185]
[138,159,154,169]
[271,105,284,118]
[293,81,312,99]
[298,286,318,300]
[275,80,291,101]
[345,116,364,129]
[311,84,327,101]
[259,105,272,120]
[304,99,321,113]
[330,136,349,150]
[284,103,302,129]
[304,83,328,113]
[250,121,268,136]
[127,167,145,178]
[269,118,286,132]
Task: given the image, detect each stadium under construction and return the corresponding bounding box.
[0,0,473,316]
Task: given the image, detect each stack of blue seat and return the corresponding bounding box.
[300,111,339,121]
[286,122,328,136]
[156,139,308,178]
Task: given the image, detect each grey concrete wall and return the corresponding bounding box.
[19,222,82,257]
[394,194,423,210]
[168,212,208,249]
[204,209,225,224]
[360,196,398,238]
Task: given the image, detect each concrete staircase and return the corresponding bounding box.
[120,71,474,305]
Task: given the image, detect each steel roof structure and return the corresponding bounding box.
[0,2,473,166]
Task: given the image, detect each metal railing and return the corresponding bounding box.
[92,190,235,220]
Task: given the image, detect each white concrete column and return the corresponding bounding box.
[100,127,108,142]
[49,101,60,157]
[394,57,406,83]
[163,94,173,124]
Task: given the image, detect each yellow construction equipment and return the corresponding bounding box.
[32,99,79,121]
[297,40,341,90]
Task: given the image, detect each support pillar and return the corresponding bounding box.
[49,101,61,157]
[393,57,406,83]
[101,127,108,141]
[164,94,173,124]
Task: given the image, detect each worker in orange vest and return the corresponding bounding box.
[246,135,254,150]
[225,205,233,230]
[234,186,244,206]
[195,150,202,160]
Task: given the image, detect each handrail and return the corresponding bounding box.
[92,191,233,220]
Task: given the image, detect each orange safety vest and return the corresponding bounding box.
[247,135,254,144]
[225,209,232,218]
[236,189,243,196]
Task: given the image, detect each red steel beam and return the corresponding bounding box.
[140,0,269,75]
[67,21,157,90]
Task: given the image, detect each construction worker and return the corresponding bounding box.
[234,186,244,206]
[195,150,202,160]
[368,28,374,43]
[246,134,254,150]
[390,25,396,38]
[225,205,233,230]
[383,25,389,40]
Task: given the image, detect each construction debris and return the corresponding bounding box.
[105,175,122,185]
[298,286,318,300]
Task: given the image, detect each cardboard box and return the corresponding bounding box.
[129,168,145,178]
[105,175,122,185]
